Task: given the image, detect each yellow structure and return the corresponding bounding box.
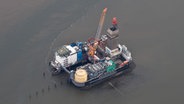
[74,69,88,83]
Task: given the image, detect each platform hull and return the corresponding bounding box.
[70,61,135,88]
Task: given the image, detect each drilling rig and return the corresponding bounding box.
[49,8,133,88]
[87,8,107,60]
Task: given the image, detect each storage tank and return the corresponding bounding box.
[74,69,88,83]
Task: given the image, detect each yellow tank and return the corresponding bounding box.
[74,68,88,83]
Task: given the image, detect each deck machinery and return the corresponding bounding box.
[49,8,133,87]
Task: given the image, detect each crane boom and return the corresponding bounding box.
[88,8,107,59]
[95,8,107,41]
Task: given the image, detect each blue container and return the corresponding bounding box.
[70,42,77,47]
[76,42,83,49]
[77,50,83,61]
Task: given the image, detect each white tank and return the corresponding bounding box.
[74,69,88,83]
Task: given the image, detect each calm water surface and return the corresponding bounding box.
[0,0,183,104]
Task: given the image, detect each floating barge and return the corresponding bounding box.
[49,8,134,88]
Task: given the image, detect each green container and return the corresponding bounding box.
[106,60,116,72]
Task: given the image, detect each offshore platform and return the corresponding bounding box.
[49,8,133,88]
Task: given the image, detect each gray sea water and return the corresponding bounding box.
[0,0,184,104]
